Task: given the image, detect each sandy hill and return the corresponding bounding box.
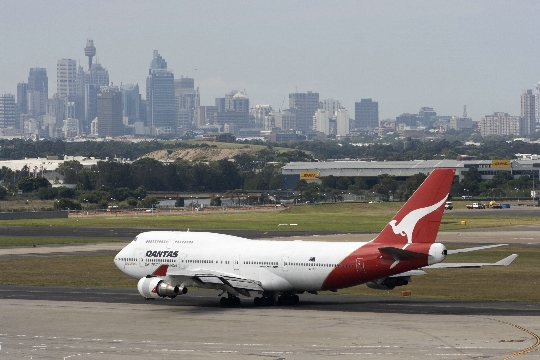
[142,147,257,162]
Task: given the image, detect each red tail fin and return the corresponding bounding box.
[372,168,455,245]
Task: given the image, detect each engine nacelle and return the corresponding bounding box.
[137,277,187,299]
[366,276,410,290]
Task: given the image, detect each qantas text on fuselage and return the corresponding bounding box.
[115,168,517,307]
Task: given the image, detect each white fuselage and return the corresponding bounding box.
[115,231,368,292]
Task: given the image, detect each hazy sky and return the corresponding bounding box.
[1,0,540,121]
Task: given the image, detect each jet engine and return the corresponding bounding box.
[137,276,187,299]
[366,276,410,290]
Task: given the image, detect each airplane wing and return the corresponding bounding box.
[161,266,263,296]
[424,254,518,269]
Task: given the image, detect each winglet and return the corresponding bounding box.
[494,254,518,266]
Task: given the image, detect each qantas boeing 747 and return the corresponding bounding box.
[114,168,517,306]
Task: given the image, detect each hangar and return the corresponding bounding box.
[281,159,540,190]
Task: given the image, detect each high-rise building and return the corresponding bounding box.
[521,89,536,135]
[121,84,141,125]
[355,99,378,129]
[396,113,419,127]
[174,77,199,130]
[335,108,350,137]
[274,109,296,131]
[16,82,28,115]
[419,107,436,126]
[45,94,65,138]
[97,86,123,137]
[320,99,341,117]
[146,51,175,134]
[535,82,540,123]
[0,94,17,129]
[313,109,330,135]
[480,112,523,137]
[213,91,249,129]
[289,91,319,133]
[57,59,77,99]
[254,105,272,128]
[27,68,48,118]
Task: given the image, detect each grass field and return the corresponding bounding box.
[0,237,122,247]
[0,202,538,231]
[0,246,536,302]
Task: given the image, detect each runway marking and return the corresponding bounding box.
[487,318,540,359]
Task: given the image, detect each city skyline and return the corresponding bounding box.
[2,1,540,121]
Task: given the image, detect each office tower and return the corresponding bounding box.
[174,77,199,130]
[45,94,65,137]
[289,91,319,133]
[97,86,123,137]
[84,39,96,70]
[196,105,217,127]
[313,109,330,135]
[355,98,379,129]
[214,91,249,129]
[254,105,272,128]
[16,82,28,115]
[84,84,100,128]
[335,108,350,136]
[396,113,419,127]
[121,84,141,125]
[0,94,17,128]
[85,63,109,87]
[274,109,296,130]
[536,82,540,123]
[521,89,536,135]
[150,50,167,70]
[419,107,436,126]
[480,112,523,137]
[27,68,48,117]
[320,98,341,117]
[146,51,175,134]
[57,59,77,99]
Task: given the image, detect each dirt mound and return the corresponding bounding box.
[143,147,256,162]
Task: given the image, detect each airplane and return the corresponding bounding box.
[114,168,518,306]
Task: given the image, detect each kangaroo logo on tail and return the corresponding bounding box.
[389,195,447,243]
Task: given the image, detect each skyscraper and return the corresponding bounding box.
[313,109,330,135]
[0,94,17,129]
[355,99,379,129]
[97,86,123,137]
[57,59,77,99]
[16,82,28,115]
[521,89,536,135]
[27,67,48,118]
[335,108,350,137]
[121,84,141,125]
[146,51,175,134]
[174,77,199,130]
[289,91,319,133]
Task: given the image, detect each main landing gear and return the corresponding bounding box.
[220,293,241,307]
[253,292,299,307]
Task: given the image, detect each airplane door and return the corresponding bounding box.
[283,256,289,271]
[137,249,146,267]
[179,253,186,269]
[356,258,365,273]
[233,255,240,270]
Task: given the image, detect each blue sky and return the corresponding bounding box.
[1,0,540,121]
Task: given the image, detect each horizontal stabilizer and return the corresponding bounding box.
[425,254,518,269]
[379,246,428,261]
[447,244,508,254]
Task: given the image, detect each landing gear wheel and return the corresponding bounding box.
[220,297,227,306]
[254,297,261,306]
[293,294,299,304]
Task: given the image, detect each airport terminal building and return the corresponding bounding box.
[281,159,540,189]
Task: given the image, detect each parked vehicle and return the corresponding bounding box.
[466,202,485,209]
[444,201,453,210]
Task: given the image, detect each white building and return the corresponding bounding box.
[480,112,523,137]
[521,89,536,135]
[335,108,349,136]
[313,109,330,135]
[254,104,272,129]
[56,59,77,100]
